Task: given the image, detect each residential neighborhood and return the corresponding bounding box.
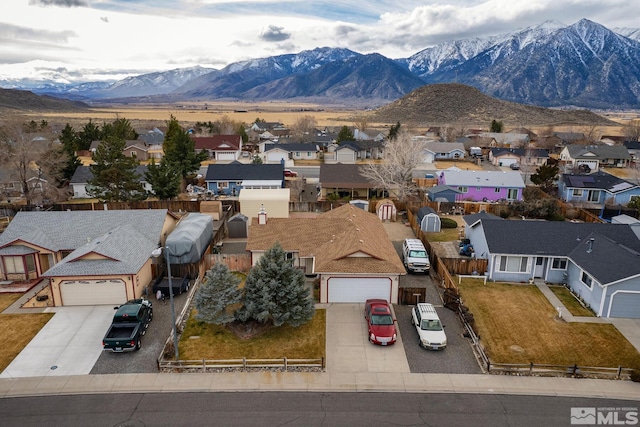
[1,113,640,408]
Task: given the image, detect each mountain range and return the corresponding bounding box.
[2,19,639,110]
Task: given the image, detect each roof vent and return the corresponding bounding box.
[587,238,595,253]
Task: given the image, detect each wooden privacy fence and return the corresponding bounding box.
[158,357,325,372]
[440,258,488,276]
[399,287,427,305]
[204,253,252,273]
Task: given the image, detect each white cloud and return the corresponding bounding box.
[0,0,638,83]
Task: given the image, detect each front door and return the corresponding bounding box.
[534,257,545,278]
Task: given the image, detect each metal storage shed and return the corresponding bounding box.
[417,206,441,232]
[228,213,249,238]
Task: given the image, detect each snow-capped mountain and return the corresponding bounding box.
[173,47,360,97]
[1,20,639,109]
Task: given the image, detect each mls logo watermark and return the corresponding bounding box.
[571,407,638,425]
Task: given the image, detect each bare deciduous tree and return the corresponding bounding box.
[0,120,69,204]
[353,114,368,133]
[623,119,640,142]
[290,115,317,142]
[360,130,428,202]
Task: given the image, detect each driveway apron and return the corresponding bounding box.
[325,303,410,373]
[1,306,115,378]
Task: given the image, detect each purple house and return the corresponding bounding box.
[438,167,525,202]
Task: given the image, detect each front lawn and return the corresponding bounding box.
[178,308,326,361]
[548,285,595,317]
[0,294,54,371]
[458,279,640,368]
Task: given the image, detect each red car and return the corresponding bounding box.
[283,169,298,177]
[364,299,397,345]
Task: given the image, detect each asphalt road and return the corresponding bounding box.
[1,392,635,427]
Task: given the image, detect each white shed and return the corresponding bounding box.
[239,188,290,219]
[417,206,441,232]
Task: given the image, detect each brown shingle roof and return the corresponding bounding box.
[246,204,405,274]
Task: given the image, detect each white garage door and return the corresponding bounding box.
[60,280,127,306]
[327,277,392,303]
[217,152,236,161]
[500,158,518,166]
[608,291,640,318]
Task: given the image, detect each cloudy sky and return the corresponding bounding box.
[1,0,638,83]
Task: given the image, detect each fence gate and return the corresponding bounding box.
[399,288,427,305]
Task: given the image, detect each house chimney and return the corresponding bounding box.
[587,238,595,253]
[258,204,267,225]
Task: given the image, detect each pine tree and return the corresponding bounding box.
[336,125,354,143]
[162,115,208,186]
[88,136,146,201]
[144,159,181,200]
[194,263,242,325]
[237,242,315,327]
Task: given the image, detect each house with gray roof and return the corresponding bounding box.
[261,142,319,164]
[318,164,384,200]
[204,162,284,196]
[477,132,530,146]
[438,167,525,202]
[489,147,549,168]
[0,209,178,306]
[423,141,466,163]
[70,165,152,199]
[464,218,640,318]
[559,171,640,207]
[559,144,631,172]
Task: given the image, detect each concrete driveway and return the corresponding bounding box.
[0,306,115,378]
[325,303,410,373]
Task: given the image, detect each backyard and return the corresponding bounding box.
[457,278,640,368]
[0,294,54,371]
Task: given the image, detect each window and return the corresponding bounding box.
[581,271,593,289]
[587,190,599,202]
[498,256,528,273]
[295,152,300,157]
[476,187,481,191]
[572,189,583,197]
[551,258,567,269]
[3,256,25,274]
[507,189,518,200]
[494,188,501,193]
[458,186,468,193]
[25,254,35,273]
[219,181,229,189]
[307,152,312,157]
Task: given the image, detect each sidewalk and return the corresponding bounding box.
[1,372,639,400]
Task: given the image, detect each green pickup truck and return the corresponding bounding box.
[102,299,153,352]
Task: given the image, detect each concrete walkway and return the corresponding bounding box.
[0,372,639,400]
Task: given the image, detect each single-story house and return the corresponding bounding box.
[123,141,150,161]
[559,144,631,172]
[417,206,441,232]
[318,164,385,200]
[476,132,530,146]
[438,167,525,202]
[464,218,640,318]
[192,135,242,161]
[489,148,549,168]
[423,142,466,163]
[246,203,406,303]
[324,143,358,164]
[0,209,178,306]
[261,143,319,164]
[204,162,283,196]
[558,171,640,206]
[70,165,152,199]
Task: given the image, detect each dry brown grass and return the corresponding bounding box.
[179,308,326,361]
[548,285,595,317]
[458,279,640,368]
[0,294,54,371]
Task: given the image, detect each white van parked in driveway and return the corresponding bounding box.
[402,238,430,273]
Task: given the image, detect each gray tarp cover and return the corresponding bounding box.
[166,214,214,264]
